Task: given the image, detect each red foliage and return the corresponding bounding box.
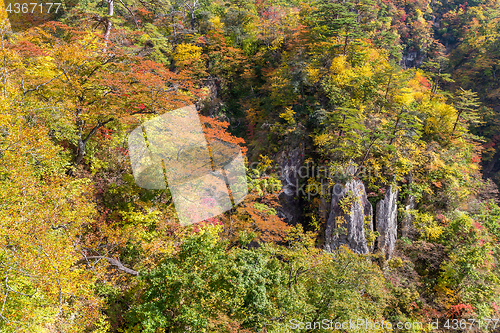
[220,192,290,244]
[98,127,115,140]
[447,303,475,318]
[419,75,431,88]
[200,115,247,155]
[10,40,47,57]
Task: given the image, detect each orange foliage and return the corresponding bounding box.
[221,192,290,244]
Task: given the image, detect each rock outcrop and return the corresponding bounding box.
[400,195,415,239]
[275,146,305,225]
[401,50,425,69]
[324,179,373,254]
[376,186,398,260]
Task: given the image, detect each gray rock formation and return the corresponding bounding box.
[400,194,416,239]
[318,197,330,223]
[376,186,398,260]
[401,50,425,69]
[275,146,305,225]
[324,179,373,254]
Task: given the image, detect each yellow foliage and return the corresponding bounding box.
[356,62,374,80]
[279,106,296,125]
[423,100,457,135]
[313,133,332,148]
[173,43,202,63]
[335,215,347,226]
[0,4,8,22]
[258,154,274,170]
[409,70,431,93]
[394,87,415,106]
[388,257,404,269]
[412,212,445,241]
[426,225,444,241]
[269,36,284,51]
[306,177,322,195]
[306,66,321,84]
[328,55,355,87]
[208,16,224,31]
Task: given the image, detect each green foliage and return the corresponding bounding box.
[437,211,500,321]
[412,211,443,241]
[129,225,389,332]
[2,0,500,330]
[131,225,231,332]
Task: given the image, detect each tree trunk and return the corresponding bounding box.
[74,117,115,166]
[104,0,114,43]
[75,138,86,166]
[389,107,404,145]
[191,8,196,30]
[452,110,463,134]
[343,30,349,56]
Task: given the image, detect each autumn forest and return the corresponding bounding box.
[0,0,500,331]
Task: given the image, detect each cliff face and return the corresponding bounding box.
[276,147,305,225]
[376,186,399,260]
[274,155,406,258]
[400,194,416,239]
[324,179,373,254]
[323,181,403,260]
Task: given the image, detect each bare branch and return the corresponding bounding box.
[23,73,65,95]
[117,0,139,28]
[82,117,115,145]
[75,256,139,276]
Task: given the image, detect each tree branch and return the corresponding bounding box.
[23,73,65,95]
[117,0,139,28]
[82,117,115,145]
[75,256,138,276]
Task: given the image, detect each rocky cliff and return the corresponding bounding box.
[376,186,398,260]
[324,179,373,254]
[275,146,305,225]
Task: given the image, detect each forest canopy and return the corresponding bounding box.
[0,0,499,332]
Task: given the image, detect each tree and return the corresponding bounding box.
[452,87,481,134]
[308,0,376,55]
[15,23,200,171]
[129,224,282,332]
[0,55,104,332]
